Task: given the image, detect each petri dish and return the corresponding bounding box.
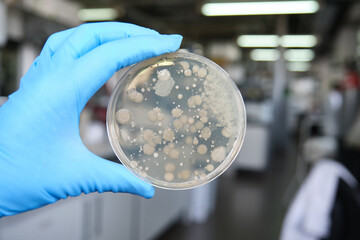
[107,52,246,190]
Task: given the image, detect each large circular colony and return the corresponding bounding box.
[107,52,246,190]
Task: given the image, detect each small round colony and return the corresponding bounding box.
[180,61,190,69]
[116,109,132,124]
[143,129,155,141]
[143,144,155,155]
[206,164,214,172]
[184,69,192,77]
[197,144,208,155]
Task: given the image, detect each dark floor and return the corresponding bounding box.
[157,142,298,240]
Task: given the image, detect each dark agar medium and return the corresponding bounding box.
[107,52,246,190]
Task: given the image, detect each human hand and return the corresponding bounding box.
[0,22,182,217]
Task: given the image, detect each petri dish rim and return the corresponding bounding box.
[107,51,246,190]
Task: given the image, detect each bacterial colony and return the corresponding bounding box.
[112,55,244,188]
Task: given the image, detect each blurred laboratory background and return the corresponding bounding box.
[1,0,360,239]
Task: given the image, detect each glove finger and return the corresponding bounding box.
[75,34,182,108]
[40,28,75,58]
[22,28,75,76]
[52,22,159,62]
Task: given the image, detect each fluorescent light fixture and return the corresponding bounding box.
[284,49,314,62]
[250,49,280,61]
[78,8,118,22]
[281,35,317,47]
[287,62,311,71]
[237,35,279,47]
[237,34,317,48]
[202,1,319,16]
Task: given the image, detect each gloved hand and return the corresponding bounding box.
[0,22,182,217]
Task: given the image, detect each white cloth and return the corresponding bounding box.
[280,159,358,240]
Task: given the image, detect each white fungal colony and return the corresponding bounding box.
[154,69,175,97]
[112,55,244,187]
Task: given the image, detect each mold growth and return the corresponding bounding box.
[154,69,175,97]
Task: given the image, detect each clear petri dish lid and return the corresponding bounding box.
[107,51,246,190]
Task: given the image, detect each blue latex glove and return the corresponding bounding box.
[0,22,182,217]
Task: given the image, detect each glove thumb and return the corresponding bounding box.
[68,148,155,199]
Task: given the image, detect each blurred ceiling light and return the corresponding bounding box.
[280,35,317,47]
[201,1,319,16]
[237,35,317,48]
[237,35,279,48]
[207,42,241,61]
[250,49,280,61]
[287,62,311,72]
[284,49,314,61]
[78,8,118,22]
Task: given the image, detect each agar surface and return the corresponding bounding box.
[114,57,242,186]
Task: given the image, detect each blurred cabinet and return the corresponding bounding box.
[138,189,188,240]
[91,193,134,240]
[0,196,84,240]
[0,190,189,240]
[235,123,270,172]
[234,101,272,172]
